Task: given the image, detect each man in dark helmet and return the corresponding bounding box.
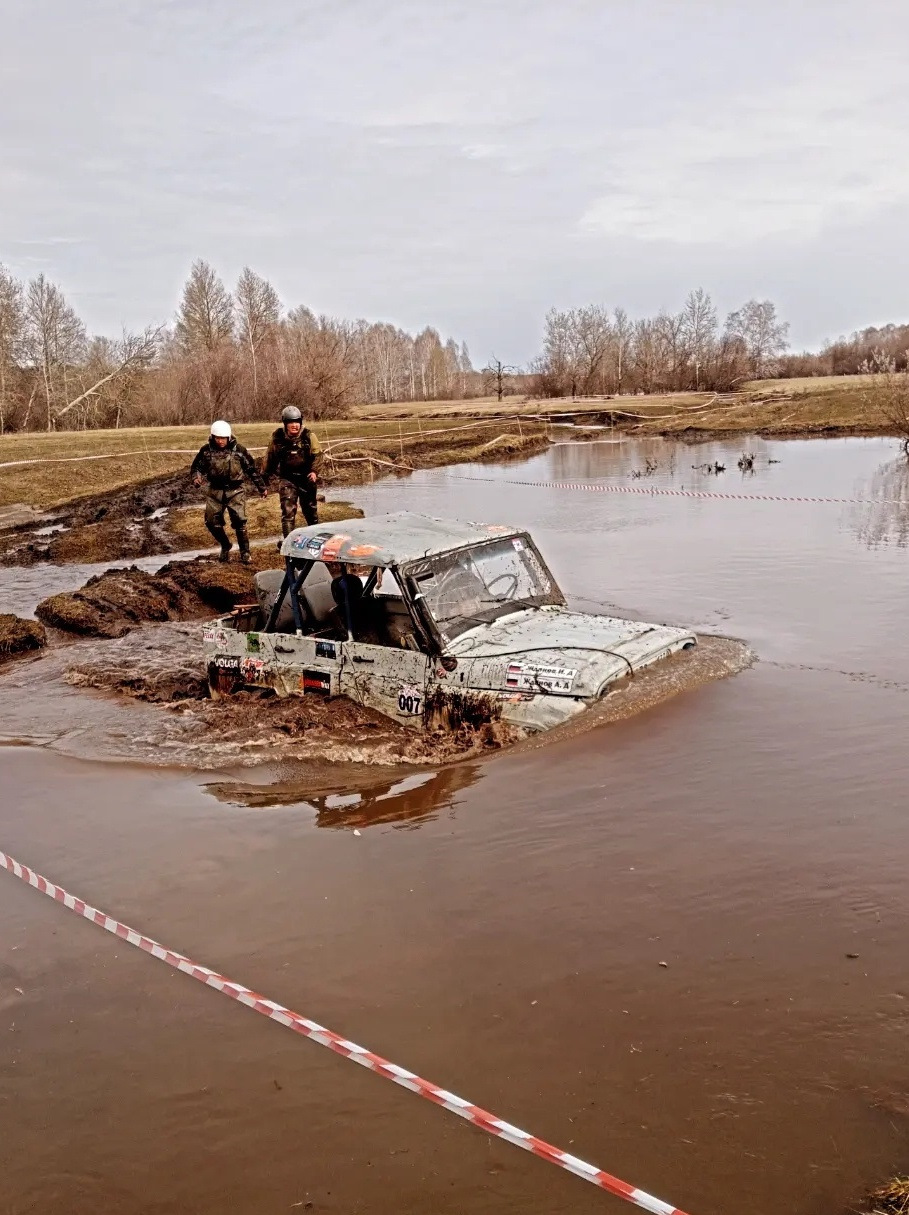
[263,405,324,535]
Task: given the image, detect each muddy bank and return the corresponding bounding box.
[0,469,190,565]
[1,483,362,567]
[0,613,46,665]
[624,384,897,441]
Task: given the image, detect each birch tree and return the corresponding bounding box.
[724,299,789,378]
[235,267,280,403]
[176,260,234,353]
[680,289,718,390]
[22,274,87,429]
[0,264,24,432]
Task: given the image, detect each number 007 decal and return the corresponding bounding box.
[397,685,423,715]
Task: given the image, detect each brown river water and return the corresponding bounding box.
[2,435,909,1215]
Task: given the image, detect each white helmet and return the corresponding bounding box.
[210,420,232,439]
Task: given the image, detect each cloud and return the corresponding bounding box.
[578,54,909,244]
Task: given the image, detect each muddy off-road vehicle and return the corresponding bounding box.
[202,512,697,733]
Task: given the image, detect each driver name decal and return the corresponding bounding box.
[505,662,577,693]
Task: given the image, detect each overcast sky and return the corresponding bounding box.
[2,0,908,363]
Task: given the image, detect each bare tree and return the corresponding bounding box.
[861,349,909,459]
[572,305,612,394]
[0,264,24,433]
[56,326,162,427]
[654,310,686,391]
[610,307,633,394]
[235,267,281,405]
[680,288,717,390]
[483,357,519,402]
[22,273,87,429]
[175,259,235,353]
[724,299,789,379]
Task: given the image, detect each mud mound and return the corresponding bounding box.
[32,550,284,638]
[0,614,47,665]
[35,567,188,637]
[159,558,258,613]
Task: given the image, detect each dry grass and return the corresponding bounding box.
[165,497,361,551]
[864,1176,909,1214]
[631,384,890,438]
[743,373,880,394]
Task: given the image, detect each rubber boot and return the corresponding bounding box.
[237,524,252,565]
[207,522,231,562]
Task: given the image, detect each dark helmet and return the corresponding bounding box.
[281,405,303,426]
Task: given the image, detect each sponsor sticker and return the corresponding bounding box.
[316,641,337,659]
[320,534,351,563]
[240,657,268,684]
[301,669,332,695]
[203,627,229,650]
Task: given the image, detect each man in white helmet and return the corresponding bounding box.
[190,420,266,563]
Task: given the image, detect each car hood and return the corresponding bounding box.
[446,607,696,699]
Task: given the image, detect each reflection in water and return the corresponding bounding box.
[205,761,481,830]
[850,457,909,548]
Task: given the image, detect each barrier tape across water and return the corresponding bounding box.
[430,474,901,506]
[0,848,690,1215]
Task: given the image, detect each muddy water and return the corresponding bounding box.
[2,436,909,1215]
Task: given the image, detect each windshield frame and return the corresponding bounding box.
[401,533,565,645]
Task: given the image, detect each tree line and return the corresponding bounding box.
[1,258,907,432]
[529,291,791,397]
[0,259,485,433]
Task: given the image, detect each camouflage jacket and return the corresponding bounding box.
[263,426,324,485]
[190,439,265,493]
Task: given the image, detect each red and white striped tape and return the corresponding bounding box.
[444,474,894,506]
[0,848,691,1215]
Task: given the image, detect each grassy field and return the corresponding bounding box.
[0,416,550,509]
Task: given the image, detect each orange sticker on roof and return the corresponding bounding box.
[320,534,350,562]
[345,543,379,559]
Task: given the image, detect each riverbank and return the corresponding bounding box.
[0,417,549,565]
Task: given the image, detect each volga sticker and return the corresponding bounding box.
[505,662,578,693]
[211,654,241,671]
[397,684,423,715]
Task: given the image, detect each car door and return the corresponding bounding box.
[338,641,431,728]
